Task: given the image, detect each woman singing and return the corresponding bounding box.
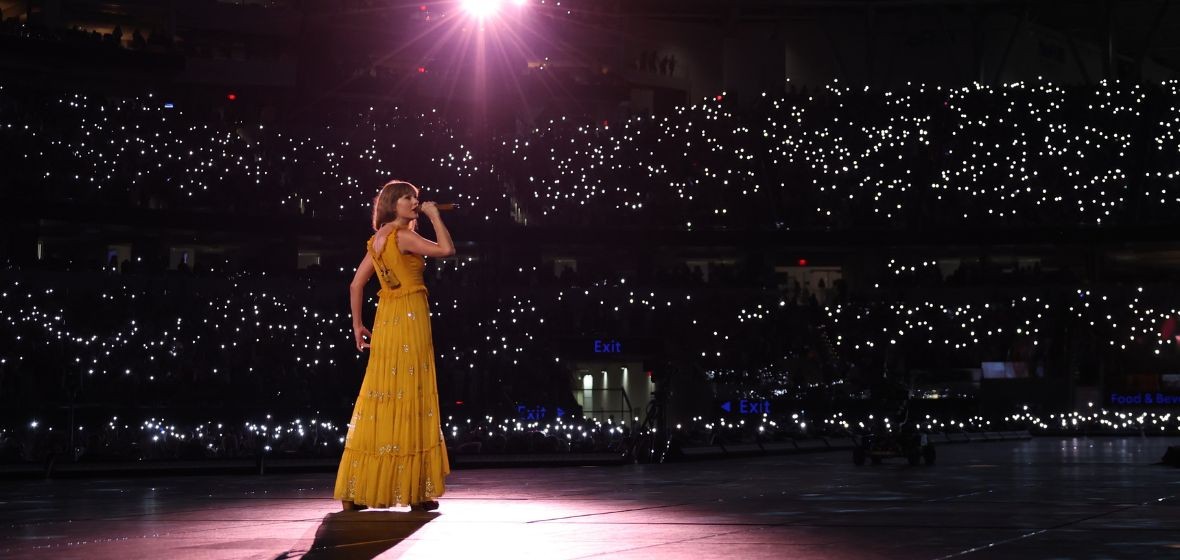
[334,179,454,512]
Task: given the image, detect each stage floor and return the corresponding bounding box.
[2,437,1178,559]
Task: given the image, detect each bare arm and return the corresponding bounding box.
[399,203,455,257]
[350,253,375,350]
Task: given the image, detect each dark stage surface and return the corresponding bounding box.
[2,437,1179,559]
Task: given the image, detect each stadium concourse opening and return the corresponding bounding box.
[565,336,656,424]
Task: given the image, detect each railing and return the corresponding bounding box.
[580,387,635,429]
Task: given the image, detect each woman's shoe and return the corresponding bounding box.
[410,500,439,512]
[341,500,369,511]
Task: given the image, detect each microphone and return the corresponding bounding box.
[435,203,457,211]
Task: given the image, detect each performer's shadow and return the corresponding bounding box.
[294,510,438,559]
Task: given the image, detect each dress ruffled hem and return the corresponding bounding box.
[339,439,446,459]
[378,285,428,300]
[333,444,450,508]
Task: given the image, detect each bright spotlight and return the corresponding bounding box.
[461,0,501,18]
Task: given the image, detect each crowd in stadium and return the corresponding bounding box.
[7,80,1180,229]
[3,79,1180,463]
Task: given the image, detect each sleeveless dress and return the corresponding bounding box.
[333,225,449,507]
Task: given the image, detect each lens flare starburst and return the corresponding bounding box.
[461,0,502,19]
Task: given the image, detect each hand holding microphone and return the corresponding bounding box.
[419,200,456,257]
[419,202,456,219]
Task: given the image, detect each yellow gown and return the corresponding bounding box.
[333,225,449,507]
